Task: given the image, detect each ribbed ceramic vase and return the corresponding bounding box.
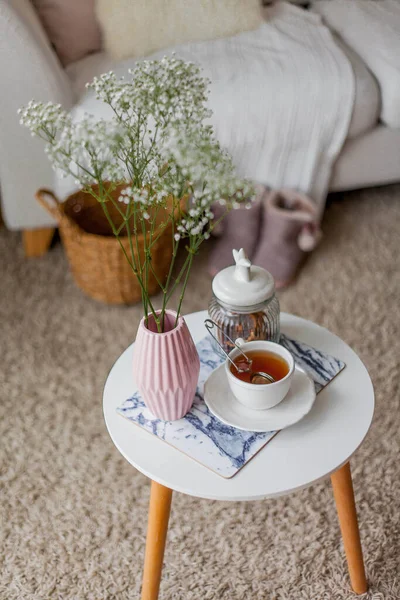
[132,310,200,421]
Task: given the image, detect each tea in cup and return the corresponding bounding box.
[225,341,295,410]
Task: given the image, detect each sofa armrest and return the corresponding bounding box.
[0,0,75,229]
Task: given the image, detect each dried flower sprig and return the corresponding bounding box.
[19,55,254,331]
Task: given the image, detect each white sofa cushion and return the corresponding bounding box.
[314,0,400,128]
[95,0,263,61]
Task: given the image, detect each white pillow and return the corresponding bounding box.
[313,0,400,128]
[96,0,263,61]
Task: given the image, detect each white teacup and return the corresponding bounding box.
[225,340,295,410]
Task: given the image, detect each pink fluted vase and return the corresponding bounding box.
[132,310,200,421]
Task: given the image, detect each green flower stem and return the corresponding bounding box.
[94,181,160,329]
[146,218,172,250]
[95,187,160,328]
[116,221,127,236]
[148,261,165,292]
[140,213,151,323]
[131,200,147,317]
[99,183,127,220]
[161,223,178,331]
[127,205,147,318]
[147,208,167,295]
[166,230,208,316]
[165,251,192,304]
[175,245,194,326]
[98,187,155,321]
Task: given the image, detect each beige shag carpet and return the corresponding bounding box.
[1,185,399,600]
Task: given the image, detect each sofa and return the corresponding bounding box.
[1,0,400,256]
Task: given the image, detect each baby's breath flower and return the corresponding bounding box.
[18,55,255,317]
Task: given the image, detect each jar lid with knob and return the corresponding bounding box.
[212,248,276,313]
[208,249,280,354]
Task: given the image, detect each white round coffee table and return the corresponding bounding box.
[103,311,374,600]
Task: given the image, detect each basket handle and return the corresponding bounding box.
[35,188,63,221]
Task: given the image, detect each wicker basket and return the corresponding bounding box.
[35,184,175,304]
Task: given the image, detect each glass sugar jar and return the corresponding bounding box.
[208,249,280,356]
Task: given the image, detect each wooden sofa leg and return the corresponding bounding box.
[23,228,55,258]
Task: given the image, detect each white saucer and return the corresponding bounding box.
[204,365,316,432]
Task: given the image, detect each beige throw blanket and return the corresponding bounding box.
[152,2,355,213]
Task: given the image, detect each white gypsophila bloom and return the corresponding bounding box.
[88,56,211,134]
[45,117,127,186]
[18,101,67,136]
[19,55,254,244]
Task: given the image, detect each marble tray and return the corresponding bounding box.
[117,335,345,478]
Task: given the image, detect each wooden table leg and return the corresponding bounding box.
[141,480,173,600]
[23,228,55,258]
[331,462,368,595]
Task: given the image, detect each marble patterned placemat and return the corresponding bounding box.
[117,335,345,478]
